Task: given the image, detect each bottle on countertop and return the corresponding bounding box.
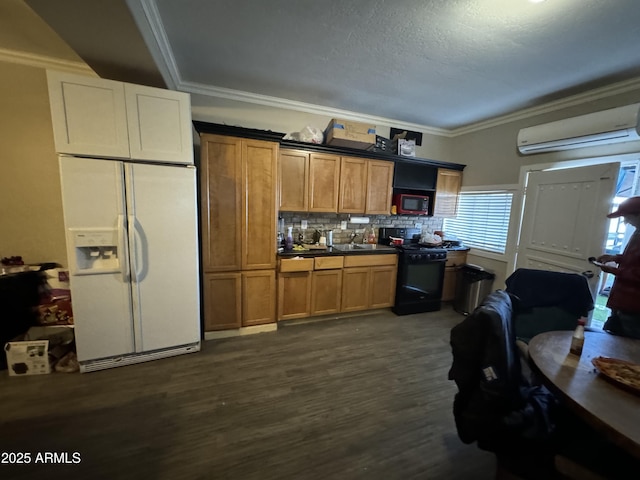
[367,225,377,244]
[285,226,294,252]
[570,317,586,356]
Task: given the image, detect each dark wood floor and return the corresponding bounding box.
[0,305,495,480]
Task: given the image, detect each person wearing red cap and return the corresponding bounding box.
[596,196,640,339]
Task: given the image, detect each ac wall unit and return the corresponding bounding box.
[517,103,640,154]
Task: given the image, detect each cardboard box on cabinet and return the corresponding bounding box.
[325,118,376,150]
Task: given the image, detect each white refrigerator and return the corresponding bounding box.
[58,155,201,372]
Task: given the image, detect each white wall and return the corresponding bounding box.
[0,61,68,266]
[452,87,640,283]
[190,93,454,162]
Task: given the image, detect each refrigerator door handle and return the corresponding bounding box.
[129,215,149,283]
[118,214,130,282]
[128,214,139,283]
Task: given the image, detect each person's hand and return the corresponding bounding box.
[596,254,618,263]
[600,264,617,274]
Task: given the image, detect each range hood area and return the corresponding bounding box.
[393,160,437,191]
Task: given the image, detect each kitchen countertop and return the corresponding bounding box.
[278,244,469,257]
[278,244,398,257]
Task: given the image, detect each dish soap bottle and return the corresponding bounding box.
[570,317,586,356]
[285,226,294,252]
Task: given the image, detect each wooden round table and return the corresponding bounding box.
[528,330,640,459]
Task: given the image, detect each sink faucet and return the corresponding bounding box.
[349,232,361,244]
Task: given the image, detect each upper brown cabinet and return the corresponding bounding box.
[308,153,341,212]
[279,149,309,211]
[433,168,462,217]
[338,156,367,213]
[365,159,394,214]
[280,148,393,214]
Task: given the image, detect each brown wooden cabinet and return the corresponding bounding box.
[369,265,397,308]
[200,135,242,272]
[338,156,367,213]
[308,153,341,212]
[311,270,343,315]
[434,168,462,217]
[243,270,277,326]
[277,254,395,319]
[277,257,314,320]
[365,160,394,214]
[442,250,468,302]
[341,267,371,312]
[341,254,398,313]
[280,148,393,214]
[279,149,309,211]
[200,133,278,331]
[203,272,241,331]
[311,257,344,315]
[242,140,278,270]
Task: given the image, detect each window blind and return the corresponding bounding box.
[443,191,513,254]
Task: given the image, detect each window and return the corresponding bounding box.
[443,190,514,254]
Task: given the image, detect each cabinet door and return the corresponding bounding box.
[242,139,278,270]
[366,160,394,214]
[308,153,340,212]
[341,267,370,312]
[442,251,467,302]
[442,267,457,302]
[200,134,242,272]
[124,84,193,164]
[278,271,312,320]
[311,269,343,315]
[338,157,367,213]
[243,270,276,326]
[369,265,397,309]
[203,272,242,331]
[279,150,309,211]
[434,169,462,217]
[46,70,130,158]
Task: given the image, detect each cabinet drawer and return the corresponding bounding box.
[344,254,397,268]
[314,256,344,270]
[279,257,314,272]
[446,251,468,267]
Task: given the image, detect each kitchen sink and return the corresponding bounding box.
[332,244,395,251]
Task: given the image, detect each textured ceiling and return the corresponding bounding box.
[25,0,640,131]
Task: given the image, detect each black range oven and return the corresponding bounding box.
[379,228,447,315]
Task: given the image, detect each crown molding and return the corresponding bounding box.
[126,0,180,90]
[0,47,94,74]
[180,80,452,137]
[130,1,640,140]
[451,76,640,136]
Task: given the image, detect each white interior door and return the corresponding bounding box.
[125,163,200,352]
[516,162,619,295]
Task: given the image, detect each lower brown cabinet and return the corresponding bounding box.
[311,269,343,316]
[277,254,397,320]
[203,272,242,331]
[204,270,276,330]
[341,255,397,312]
[442,250,468,302]
[243,270,277,326]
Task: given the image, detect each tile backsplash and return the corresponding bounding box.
[279,212,443,244]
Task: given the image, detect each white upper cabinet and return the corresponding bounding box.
[46,70,193,165]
